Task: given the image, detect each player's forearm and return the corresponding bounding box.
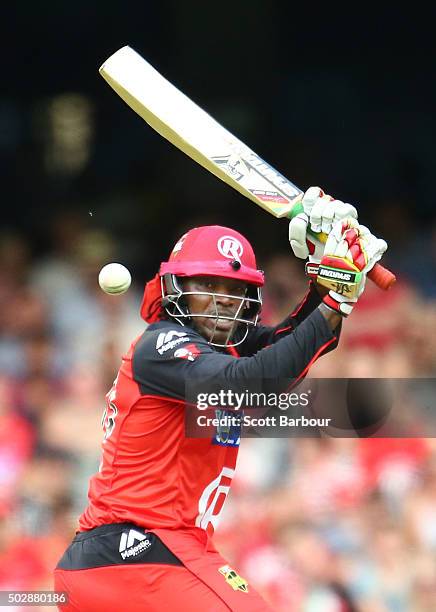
[318,303,343,331]
[301,279,342,332]
[295,281,342,329]
[223,308,338,386]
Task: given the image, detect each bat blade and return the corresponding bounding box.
[99,46,302,218]
[99,46,396,290]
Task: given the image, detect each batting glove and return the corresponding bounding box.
[318,219,388,316]
[288,187,358,278]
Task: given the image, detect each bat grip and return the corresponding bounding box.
[288,201,396,291]
[367,263,396,290]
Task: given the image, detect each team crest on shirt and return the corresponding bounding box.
[212,410,241,447]
[218,565,249,593]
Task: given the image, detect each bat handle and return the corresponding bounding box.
[288,201,396,291]
[367,263,396,290]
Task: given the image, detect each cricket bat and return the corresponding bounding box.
[99,46,395,290]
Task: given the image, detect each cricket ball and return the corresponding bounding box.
[98,263,132,295]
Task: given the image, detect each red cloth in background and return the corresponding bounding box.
[357,438,430,490]
[0,412,34,506]
[0,537,47,588]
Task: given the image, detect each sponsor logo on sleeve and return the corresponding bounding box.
[174,343,201,362]
[156,331,190,355]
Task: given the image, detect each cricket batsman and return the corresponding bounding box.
[54,187,387,611]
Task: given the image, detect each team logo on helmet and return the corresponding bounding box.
[217,236,244,261]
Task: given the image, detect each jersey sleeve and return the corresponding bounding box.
[239,280,341,356]
[132,311,338,402]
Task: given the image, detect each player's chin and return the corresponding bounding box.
[198,317,237,343]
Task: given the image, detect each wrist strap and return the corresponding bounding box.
[323,292,354,317]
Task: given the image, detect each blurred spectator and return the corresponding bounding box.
[357,438,430,508]
[30,210,86,299]
[285,439,367,522]
[0,376,35,511]
[280,522,358,611]
[15,447,76,536]
[410,551,436,611]
[404,454,436,552]
[346,520,412,611]
[30,226,144,368]
[261,254,307,325]
[0,231,31,290]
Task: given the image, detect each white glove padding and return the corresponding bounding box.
[324,219,388,276]
[289,186,358,262]
[319,219,388,316]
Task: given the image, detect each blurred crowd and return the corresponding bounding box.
[1,214,436,611]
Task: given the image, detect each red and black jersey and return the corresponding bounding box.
[78,282,340,538]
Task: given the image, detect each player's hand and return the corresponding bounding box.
[318,219,388,316]
[288,187,358,265]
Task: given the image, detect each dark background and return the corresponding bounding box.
[2,2,435,284]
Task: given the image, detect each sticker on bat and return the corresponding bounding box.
[249,189,290,204]
[211,154,249,181]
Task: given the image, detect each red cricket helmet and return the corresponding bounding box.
[160,225,264,286]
